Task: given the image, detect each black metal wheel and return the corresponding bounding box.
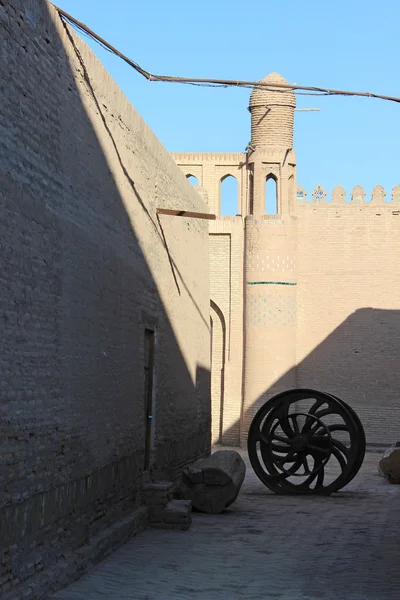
[326,393,366,488]
[247,389,366,495]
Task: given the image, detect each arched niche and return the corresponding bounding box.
[265,175,278,214]
[220,174,239,216]
[210,300,226,445]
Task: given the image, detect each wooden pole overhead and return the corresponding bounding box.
[156,208,216,220]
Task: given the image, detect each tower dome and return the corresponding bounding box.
[248,73,296,149]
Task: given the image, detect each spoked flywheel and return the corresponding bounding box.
[247,389,366,495]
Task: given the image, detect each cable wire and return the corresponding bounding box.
[52,4,400,105]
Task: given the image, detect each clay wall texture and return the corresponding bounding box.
[171,153,248,217]
[243,216,297,439]
[209,218,244,446]
[248,73,296,150]
[0,1,210,598]
[296,200,400,447]
[173,75,400,450]
[2,3,399,593]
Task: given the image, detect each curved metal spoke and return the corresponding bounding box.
[307,443,330,456]
[285,458,304,475]
[279,418,296,439]
[275,449,296,465]
[331,438,349,457]
[302,400,325,431]
[305,446,328,467]
[331,445,347,472]
[273,405,297,439]
[316,466,325,487]
[303,407,335,429]
[297,467,322,489]
[310,434,331,445]
[272,434,292,445]
[308,399,326,415]
[290,415,300,435]
[313,407,341,419]
[270,442,292,453]
[257,430,270,446]
[308,422,349,437]
[327,424,349,433]
[301,454,311,475]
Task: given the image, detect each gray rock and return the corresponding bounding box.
[178,450,246,514]
[379,443,400,484]
[377,464,386,478]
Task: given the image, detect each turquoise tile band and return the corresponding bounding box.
[246,281,297,286]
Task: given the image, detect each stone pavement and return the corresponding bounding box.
[51,449,400,600]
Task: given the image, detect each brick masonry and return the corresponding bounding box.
[209,218,244,445]
[172,72,400,449]
[0,1,211,598]
[296,203,400,447]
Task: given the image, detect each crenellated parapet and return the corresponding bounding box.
[296,186,307,203]
[311,185,328,203]
[391,184,400,203]
[332,185,346,204]
[297,184,400,206]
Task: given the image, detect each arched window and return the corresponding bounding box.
[249,171,254,215]
[265,175,278,214]
[220,175,238,216]
[288,175,294,208]
[186,174,199,186]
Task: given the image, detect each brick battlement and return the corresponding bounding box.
[297,184,400,206]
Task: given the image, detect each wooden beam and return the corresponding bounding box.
[156,208,216,220]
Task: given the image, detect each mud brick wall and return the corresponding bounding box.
[0,1,211,597]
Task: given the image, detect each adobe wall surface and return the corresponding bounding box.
[172,153,248,216]
[0,1,210,598]
[243,216,297,438]
[209,217,244,445]
[296,201,400,446]
[173,65,400,449]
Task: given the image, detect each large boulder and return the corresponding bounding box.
[379,442,400,484]
[177,450,246,514]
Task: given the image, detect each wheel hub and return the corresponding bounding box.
[292,435,309,451]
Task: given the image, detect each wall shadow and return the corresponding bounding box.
[0,1,210,598]
[219,307,400,600]
[222,308,400,448]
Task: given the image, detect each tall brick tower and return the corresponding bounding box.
[243,73,298,437]
[172,72,299,445]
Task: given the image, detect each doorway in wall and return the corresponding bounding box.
[143,328,155,471]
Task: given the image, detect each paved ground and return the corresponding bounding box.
[52,449,400,600]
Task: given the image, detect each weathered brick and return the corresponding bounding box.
[1,1,211,598]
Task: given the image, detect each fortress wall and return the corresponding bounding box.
[0,1,210,597]
[296,199,400,446]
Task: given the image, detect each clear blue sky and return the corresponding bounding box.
[54,0,400,204]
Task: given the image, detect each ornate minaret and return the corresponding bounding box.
[242,73,298,439]
[247,72,297,215]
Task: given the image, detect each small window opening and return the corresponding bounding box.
[186,174,199,186]
[266,176,278,214]
[220,175,238,216]
[249,171,254,215]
